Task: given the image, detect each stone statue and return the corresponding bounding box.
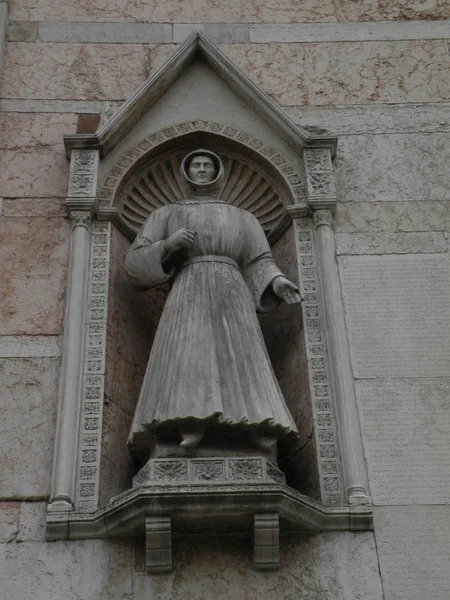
[125,149,301,455]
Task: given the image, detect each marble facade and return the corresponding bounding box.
[1,1,449,597]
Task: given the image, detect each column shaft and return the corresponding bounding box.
[50,215,91,506]
[314,209,370,505]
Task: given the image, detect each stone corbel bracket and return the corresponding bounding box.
[47,480,373,571]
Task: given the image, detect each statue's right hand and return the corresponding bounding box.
[164,228,196,253]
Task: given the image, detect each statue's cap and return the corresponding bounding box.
[181,149,224,191]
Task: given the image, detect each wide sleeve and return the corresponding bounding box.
[241,212,284,313]
[124,206,174,290]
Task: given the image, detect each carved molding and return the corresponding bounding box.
[313,209,333,228]
[304,148,337,212]
[133,457,285,487]
[292,216,344,506]
[74,221,111,512]
[311,215,371,505]
[46,479,373,543]
[67,149,100,213]
[98,120,307,240]
[70,212,91,230]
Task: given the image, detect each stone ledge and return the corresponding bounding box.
[4,20,450,45]
[46,482,373,541]
[335,232,448,255]
[250,20,450,43]
[7,20,37,41]
[38,22,172,43]
[173,24,249,43]
[0,335,61,357]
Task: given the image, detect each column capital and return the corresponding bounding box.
[286,204,310,220]
[70,211,91,231]
[313,208,333,228]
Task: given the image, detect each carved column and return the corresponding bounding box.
[312,208,370,505]
[303,148,370,505]
[49,149,99,510]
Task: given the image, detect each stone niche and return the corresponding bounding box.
[47,34,372,573]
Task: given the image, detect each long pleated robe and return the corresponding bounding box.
[125,199,298,449]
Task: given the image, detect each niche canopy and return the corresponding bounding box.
[64,32,337,160]
[50,32,372,572]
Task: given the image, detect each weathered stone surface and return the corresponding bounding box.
[0,98,116,113]
[338,0,450,23]
[334,200,450,233]
[3,100,450,136]
[0,358,59,498]
[335,232,447,255]
[8,0,450,22]
[0,502,20,542]
[7,20,38,41]
[0,540,134,599]
[0,111,76,151]
[223,40,450,105]
[0,336,60,357]
[0,113,76,198]
[102,228,163,502]
[2,197,67,217]
[173,24,249,43]
[99,399,133,506]
[356,378,450,505]
[105,228,160,416]
[0,218,69,335]
[286,102,450,135]
[250,20,450,43]
[0,3,6,71]
[259,226,320,499]
[374,506,450,600]
[335,133,450,203]
[134,532,383,600]
[17,502,46,542]
[8,0,337,24]
[4,40,449,105]
[38,22,172,43]
[339,254,450,379]
[0,43,147,100]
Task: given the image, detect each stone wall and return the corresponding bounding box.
[1,0,450,597]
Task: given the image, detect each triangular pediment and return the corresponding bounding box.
[64,33,337,159]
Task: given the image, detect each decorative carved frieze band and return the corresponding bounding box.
[133,457,286,487]
[304,148,337,211]
[67,149,100,212]
[74,221,111,512]
[292,216,344,506]
[98,121,306,241]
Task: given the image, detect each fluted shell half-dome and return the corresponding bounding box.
[116,148,289,239]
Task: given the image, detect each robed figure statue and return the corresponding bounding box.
[125,149,301,454]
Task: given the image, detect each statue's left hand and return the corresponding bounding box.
[272,276,303,305]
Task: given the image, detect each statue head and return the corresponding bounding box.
[187,154,216,184]
[181,149,224,194]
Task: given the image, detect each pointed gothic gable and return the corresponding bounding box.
[64,33,337,159]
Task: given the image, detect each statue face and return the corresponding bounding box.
[187,155,216,183]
